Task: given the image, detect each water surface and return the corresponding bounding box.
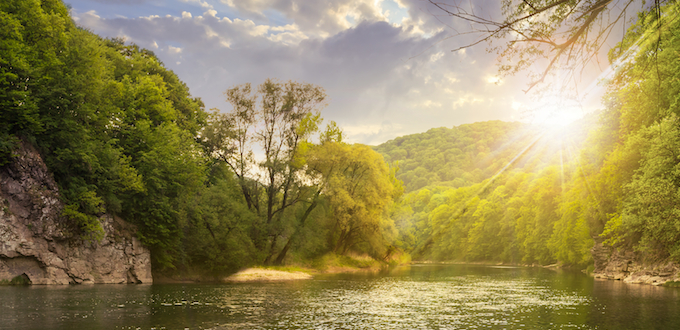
[1,264,679,329]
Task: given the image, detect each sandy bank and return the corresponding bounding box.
[224,268,313,282]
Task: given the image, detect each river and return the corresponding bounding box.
[1,264,679,329]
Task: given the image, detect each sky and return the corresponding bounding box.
[67,0,613,145]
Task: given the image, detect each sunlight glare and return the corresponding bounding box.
[525,95,584,128]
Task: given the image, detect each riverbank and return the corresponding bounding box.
[156,253,403,283]
[591,240,680,286]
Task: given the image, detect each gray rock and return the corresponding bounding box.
[0,141,152,284]
[591,237,680,286]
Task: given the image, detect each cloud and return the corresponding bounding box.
[86,0,151,4]
[168,45,183,53]
[221,0,390,37]
[180,0,213,9]
[71,1,567,145]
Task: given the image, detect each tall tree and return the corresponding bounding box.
[206,79,327,263]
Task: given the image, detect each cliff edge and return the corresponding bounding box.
[0,141,152,284]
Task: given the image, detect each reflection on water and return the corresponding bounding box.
[1,264,679,329]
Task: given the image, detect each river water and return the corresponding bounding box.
[1,264,679,329]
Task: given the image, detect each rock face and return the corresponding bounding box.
[0,141,152,284]
[591,237,680,286]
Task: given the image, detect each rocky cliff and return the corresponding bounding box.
[0,141,152,284]
[591,237,680,285]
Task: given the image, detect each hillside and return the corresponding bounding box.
[376,116,600,264]
[374,119,594,192]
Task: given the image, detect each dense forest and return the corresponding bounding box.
[3,0,680,277]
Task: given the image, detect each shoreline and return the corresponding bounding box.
[154,261,572,284]
[155,264,392,284]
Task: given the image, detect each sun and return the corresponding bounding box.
[528,95,585,128]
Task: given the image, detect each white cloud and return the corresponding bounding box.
[217,0,393,37]
[268,30,308,45]
[85,10,100,19]
[168,45,183,53]
[180,0,213,9]
[430,51,444,62]
[182,11,192,19]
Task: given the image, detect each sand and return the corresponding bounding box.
[224,268,313,282]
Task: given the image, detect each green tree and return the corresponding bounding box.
[207,79,328,263]
[319,143,398,257]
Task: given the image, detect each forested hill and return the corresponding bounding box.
[374,121,532,192]
[376,116,600,265]
[381,1,680,269]
[374,119,593,192]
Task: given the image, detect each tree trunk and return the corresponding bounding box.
[273,200,318,265]
[263,235,278,265]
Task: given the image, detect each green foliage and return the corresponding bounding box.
[61,204,104,242]
[206,79,403,267]
[314,143,398,258]
[181,164,259,275]
[373,117,598,267]
[662,281,680,288]
[595,3,680,262]
[619,115,680,259]
[0,0,206,268]
[0,274,31,286]
[0,134,19,166]
[311,253,380,270]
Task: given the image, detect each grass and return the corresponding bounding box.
[310,253,382,271]
[0,274,31,286]
[584,265,595,275]
[259,265,313,274]
[663,280,680,287]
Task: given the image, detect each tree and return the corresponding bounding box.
[270,122,344,265]
[205,79,328,263]
[428,0,673,93]
[320,143,399,257]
